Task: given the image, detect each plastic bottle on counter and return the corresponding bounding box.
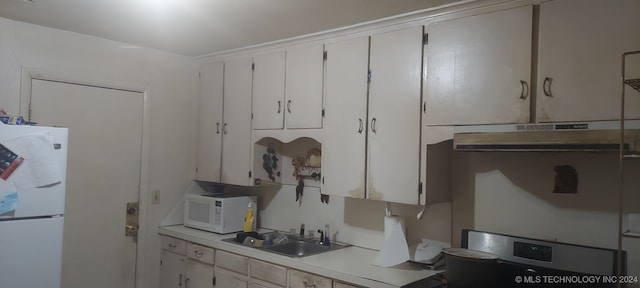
[243,202,255,232]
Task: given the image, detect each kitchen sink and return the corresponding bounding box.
[222,232,348,258]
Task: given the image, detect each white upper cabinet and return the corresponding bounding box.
[222,57,254,186]
[285,44,325,129]
[195,61,224,182]
[196,58,254,186]
[252,52,286,130]
[425,6,533,125]
[367,26,424,204]
[251,44,324,131]
[536,0,640,122]
[322,36,370,199]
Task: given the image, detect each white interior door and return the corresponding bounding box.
[28,78,144,288]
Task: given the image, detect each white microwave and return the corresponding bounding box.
[184,194,257,234]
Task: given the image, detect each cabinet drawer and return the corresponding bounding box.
[160,235,186,255]
[216,250,249,275]
[249,259,287,286]
[333,282,361,288]
[186,242,214,265]
[289,270,332,288]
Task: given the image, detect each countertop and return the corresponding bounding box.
[158,225,442,288]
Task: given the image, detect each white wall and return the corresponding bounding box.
[453,152,640,280]
[0,17,198,288]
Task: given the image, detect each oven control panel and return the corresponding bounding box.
[514,241,552,262]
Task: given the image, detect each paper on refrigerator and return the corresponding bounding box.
[1,132,62,190]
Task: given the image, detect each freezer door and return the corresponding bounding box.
[0,124,68,217]
[0,217,64,288]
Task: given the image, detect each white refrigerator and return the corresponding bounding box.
[0,122,68,288]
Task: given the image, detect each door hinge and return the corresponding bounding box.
[251,63,255,71]
[249,171,252,178]
[418,182,423,195]
[423,33,428,45]
[323,50,327,60]
[367,69,372,83]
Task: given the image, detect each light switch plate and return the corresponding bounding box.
[152,190,160,204]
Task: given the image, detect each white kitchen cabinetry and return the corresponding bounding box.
[221,57,254,186]
[289,270,332,288]
[160,251,186,288]
[536,0,640,122]
[196,59,253,185]
[367,26,424,204]
[214,267,248,288]
[196,61,224,182]
[249,259,287,288]
[160,236,187,288]
[323,26,425,205]
[252,52,286,130]
[285,44,325,129]
[252,44,324,131]
[425,5,533,125]
[186,261,215,288]
[322,36,369,199]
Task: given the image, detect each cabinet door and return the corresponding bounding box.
[285,44,325,129]
[186,261,215,288]
[322,37,369,199]
[196,61,224,182]
[252,52,286,130]
[222,57,254,186]
[425,6,532,125]
[537,0,640,122]
[214,268,248,288]
[289,270,332,288]
[160,251,186,288]
[367,26,423,204]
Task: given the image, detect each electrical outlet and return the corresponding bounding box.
[152,190,160,204]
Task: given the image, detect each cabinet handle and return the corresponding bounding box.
[185,277,190,288]
[277,101,281,114]
[212,276,216,287]
[179,274,183,286]
[223,123,228,135]
[543,77,553,97]
[303,280,317,288]
[358,118,363,134]
[371,118,377,134]
[168,243,177,250]
[194,250,203,257]
[519,80,529,100]
[287,100,292,113]
[216,123,220,134]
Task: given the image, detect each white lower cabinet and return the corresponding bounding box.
[186,261,215,288]
[289,270,332,288]
[215,267,248,288]
[333,282,361,288]
[160,250,186,288]
[249,259,287,287]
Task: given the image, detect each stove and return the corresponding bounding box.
[458,229,626,288]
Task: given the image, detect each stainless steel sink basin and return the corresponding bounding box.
[222,232,348,258]
[265,240,342,257]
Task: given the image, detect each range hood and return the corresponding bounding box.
[453,120,640,152]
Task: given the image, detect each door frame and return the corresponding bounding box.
[19,67,151,288]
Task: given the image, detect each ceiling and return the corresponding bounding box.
[0,0,458,57]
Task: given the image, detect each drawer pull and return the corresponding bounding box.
[194,250,204,258]
[168,243,177,250]
[303,280,317,288]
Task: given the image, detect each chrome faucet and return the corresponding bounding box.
[317,224,330,246]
